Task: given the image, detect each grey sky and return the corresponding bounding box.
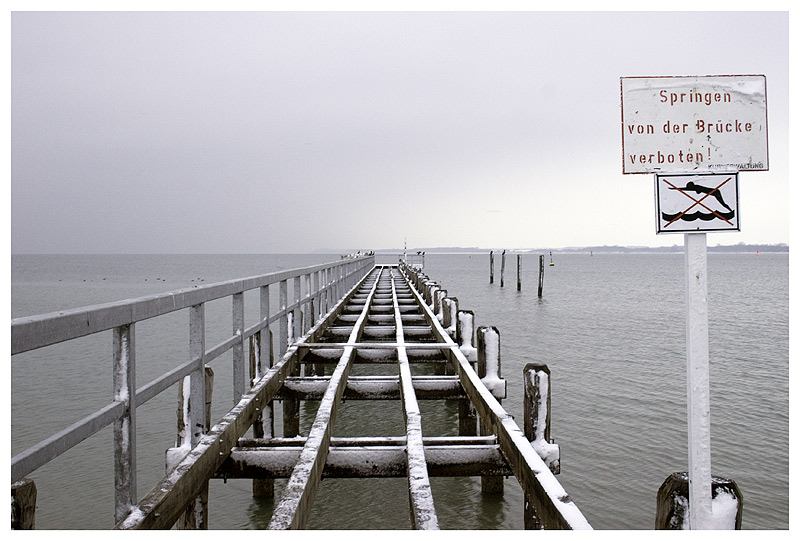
[10,9,790,253]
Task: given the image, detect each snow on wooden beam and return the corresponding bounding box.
[277,374,465,400]
[268,269,383,530]
[392,270,439,530]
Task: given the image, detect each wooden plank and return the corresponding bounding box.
[392,271,439,530]
[277,375,465,400]
[216,443,512,479]
[268,269,382,529]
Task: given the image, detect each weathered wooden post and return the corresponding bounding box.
[279,280,289,357]
[293,277,302,351]
[442,297,458,340]
[250,333,274,499]
[500,250,506,287]
[113,323,137,524]
[169,365,214,529]
[523,364,561,529]
[434,289,447,324]
[232,292,245,403]
[523,364,560,474]
[11,478,37,529]
[279,279,300,438]
[517,254,522,291]
[655,472,743,529]
[457,310,478,436]
[489,250,494,284]
[477,326,504,494]
[164,304,213,529]
[538,255,545,297]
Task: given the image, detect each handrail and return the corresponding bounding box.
[10,255,374,521]
[12,257,372,355]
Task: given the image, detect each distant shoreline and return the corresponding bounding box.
[356,243,789,255]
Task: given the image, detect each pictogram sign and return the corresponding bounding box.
[655,173,740,233]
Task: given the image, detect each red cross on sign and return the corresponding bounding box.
[655,173,740,234]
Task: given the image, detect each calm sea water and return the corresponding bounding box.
[10,252,789,530]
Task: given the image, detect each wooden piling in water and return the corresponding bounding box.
[11,478,36,530]
[500,250,506,287]
[489,251,494,284]
[655,472,743,529]
[538,255,545,297]
[517,254,521,291]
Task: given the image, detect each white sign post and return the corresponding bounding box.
[683,231,712,529]
[621,75,768,529]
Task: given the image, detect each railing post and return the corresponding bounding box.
[232,292,245,403]
[176,303,209,529]
[279,280,289,357]
[293,276,302,346]
[113,323,137,523]
[324,267,331,315]
[304,273,312,334]
[284,279,301,437]
[312,271,320,325]
[251,283,274,500]
[258,285,272,436]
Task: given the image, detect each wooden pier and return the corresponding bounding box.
[11,256,591,530]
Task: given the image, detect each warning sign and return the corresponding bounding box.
[655,173,740,233]
[621,75,768,174]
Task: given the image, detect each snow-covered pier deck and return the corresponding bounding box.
[11,256,591,530]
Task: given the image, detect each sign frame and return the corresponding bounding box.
[621,75,768,175]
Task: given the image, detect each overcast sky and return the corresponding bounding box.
[9,7,791,253]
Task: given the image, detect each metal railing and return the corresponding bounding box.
[11,255,374,522]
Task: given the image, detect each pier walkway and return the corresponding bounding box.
[11,256,591,530]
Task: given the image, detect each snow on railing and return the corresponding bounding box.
[10,255,374,528]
